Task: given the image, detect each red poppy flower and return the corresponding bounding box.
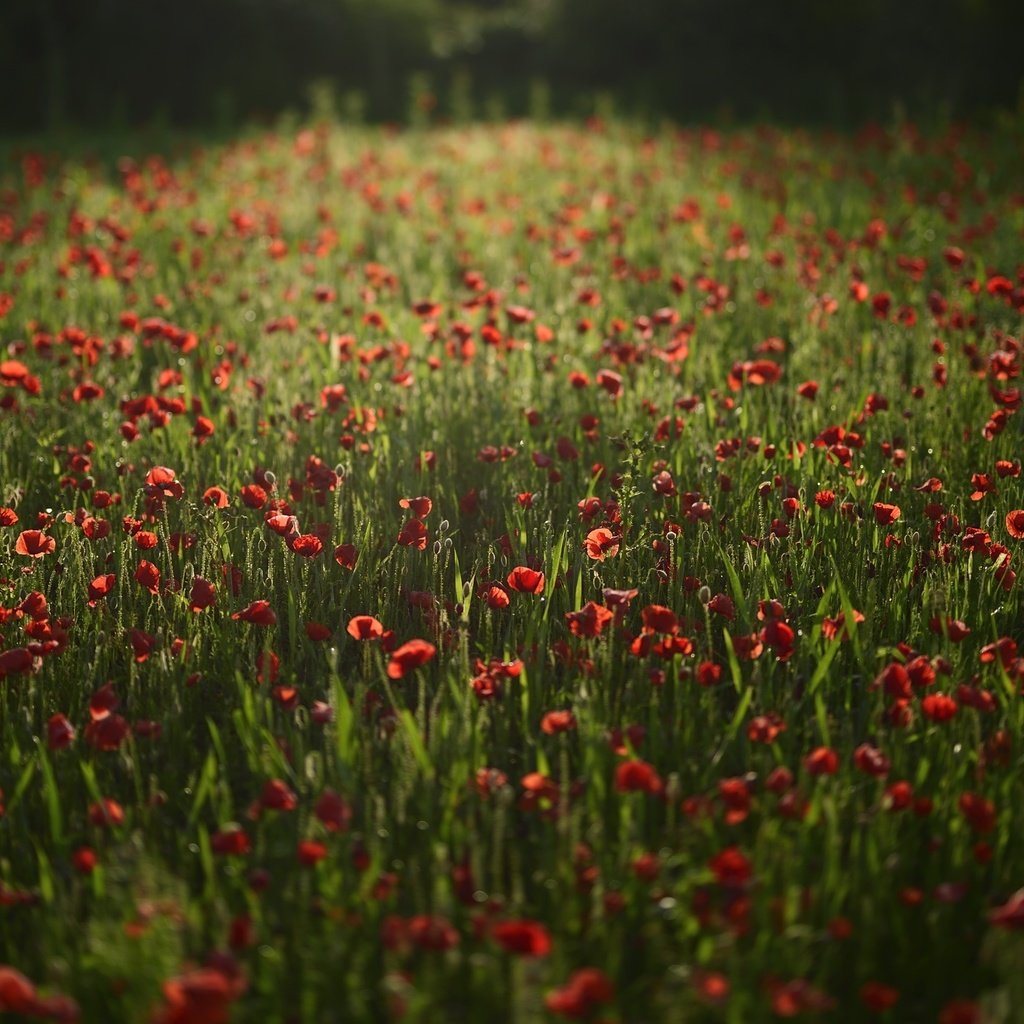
[89,798,124,827]
[641,604,677,634]
[407,915,459,952]
[14,530,55,557]
[958,792,996,833]
[240,484,268,509]
[585,527,620,560]
[387,638,437,679]
[84,714,131,751]
[211,826,251,857]
[265,513,298,538]
[718,778,752,824]
[872,502,901,525]
[144,466,184,500]
[1006,510,1024,540]
[397,518,428,549]
[492,920,552,957]
[853,744,890,777]
[398,496,432,517]
[0,966,38,1014]
[804,746,839,776]
[189,577,216,612]
[47,713,76,751]
[255,651,279,685]
[614,758,662,794]
[297,839,328,866]
[990,888,1024,929]
[540,710,577,734]
[155,965,245,1024]
[602,587,638,610]
[545,968,614,1019]
[203,486,229,508]
[305,621,331,641]
[860,982,899,1012]
[347,615,384,640]
[704,598,737,618]
[134,560,160,594]
[921,693,959,721]
[89,682,118,721]
[596,368,623,397]
[484,584,510,609]
[314,789,352,832]
[130,628,156,662]
[261,779,297,812]
[747,713,784,742]
[334,543,358,569]
[87,574,116,605]
[232,601,277,625]
[507,566,545,593]
[0,507,19,527]
[290,534,323,557]
[708,846,752,886]
[565,602,613,638]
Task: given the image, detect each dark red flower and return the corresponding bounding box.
[545,968,614,1019]
[189,577,216,612]
[261,779,297,812]
[387,639,437,679]
[398,496,432,517]
[314,789,352,832]
[708,846,752,886]
[334,543,358,569]
[614,758,662,795]
[804,746,839,776]
[134,560,160,594]
[990,889,1024,929]
[232,601,277,626]
[211,826,251,857]
[565,602,613,638]
[491,919,552,957]
[47,713,76,751]
[860,981,899,1012]
[397,518,428,549]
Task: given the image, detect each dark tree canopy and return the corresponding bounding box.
[1,0,1021,131]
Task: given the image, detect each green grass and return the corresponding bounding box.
[0,116,1022,1022]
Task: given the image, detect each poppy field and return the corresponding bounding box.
[1,117,1023,1022]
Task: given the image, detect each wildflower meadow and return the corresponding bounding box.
[0,116,1023,1022]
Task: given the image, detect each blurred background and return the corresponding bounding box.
[2,0,1021,133]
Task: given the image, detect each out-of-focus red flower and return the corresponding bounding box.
[545,968,614,1019]
[232,601,277,626]
[565,602,613,638]
[491,919,552,957]
[387,639,436,679]
[614,759,662,795]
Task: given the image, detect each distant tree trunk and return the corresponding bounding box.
[40,0,66,129]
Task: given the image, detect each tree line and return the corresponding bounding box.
[1,0,1020,132]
